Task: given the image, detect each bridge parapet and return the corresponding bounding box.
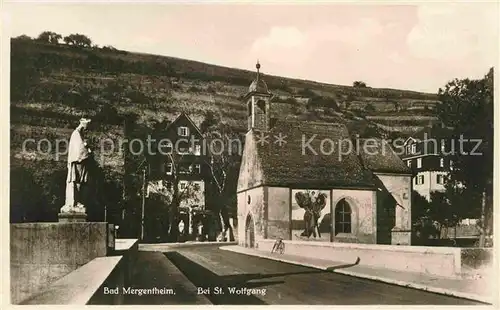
[11,234,139,305]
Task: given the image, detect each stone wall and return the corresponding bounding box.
[10,222,109,304]
[256,239,464,278]
[237,132,264,192]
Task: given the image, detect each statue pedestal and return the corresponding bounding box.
[58,212,87,223]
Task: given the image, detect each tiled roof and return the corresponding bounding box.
[252,119,375,188]
[358,138,412,174]
[248,76,270,94]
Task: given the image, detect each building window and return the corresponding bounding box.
[450,159,454,171]
[406,145,411,154]
[193,164,201,174]
[441,141,446,152]
[180,181,186,190]
[179,164,190,174]
[437,175,445,185]
[440,158,444,168]
[417,158,422,168]
[335,199,352,234]
[416,175,424,185]
[166,163,173,175]
[178,126,189,137]
[193,183,201,191]
[161,141,173,154]
[178,146,189,155]
[411,144,417,154]
[407,160,411,167]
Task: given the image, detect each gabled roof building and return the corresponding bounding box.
[237,62,413,246]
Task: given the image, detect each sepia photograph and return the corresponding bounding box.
[2,0,498,306]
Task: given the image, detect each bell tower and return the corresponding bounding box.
[244,61,272,132]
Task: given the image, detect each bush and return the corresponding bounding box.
[207,85,217,94]
[283,97,298,105]
[126,89,150,105]
[353,81,368,88]
[309,96,339,111]
[188,86,201,93]
[297,88,316,97]
[365,103,376,112]
[461,249,492,268]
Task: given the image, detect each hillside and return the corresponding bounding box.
[10,37,442,230]
[11,38,440,133]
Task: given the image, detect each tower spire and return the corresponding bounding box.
[256,60,261,76]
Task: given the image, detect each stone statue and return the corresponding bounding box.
[60,118,92,214]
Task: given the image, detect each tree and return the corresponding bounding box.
[437,68,493,247]
[63,33,92,47]
[353,81,367,88]
[63,36,73,45]
[13,34,32,41]
[200,112,241,241]
[411,191,437,244]
[37,31,52,43]
[50,33,62,44]
[428,191,459,239]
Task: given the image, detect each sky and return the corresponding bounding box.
[3,1,499,93]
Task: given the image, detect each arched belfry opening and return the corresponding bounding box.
[244,61,272,132]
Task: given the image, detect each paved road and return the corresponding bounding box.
[127,245,482,305]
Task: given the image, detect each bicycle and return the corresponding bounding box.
[271,238,285,254]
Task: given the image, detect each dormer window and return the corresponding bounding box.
[193,144,201,156]
[178,126,189,137]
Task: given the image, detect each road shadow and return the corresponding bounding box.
[164,252,362,305]
[165,251,272,304]
[326,257,361,271]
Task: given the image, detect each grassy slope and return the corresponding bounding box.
[11,39,439,133]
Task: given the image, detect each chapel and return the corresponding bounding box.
[237,62,413,247]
